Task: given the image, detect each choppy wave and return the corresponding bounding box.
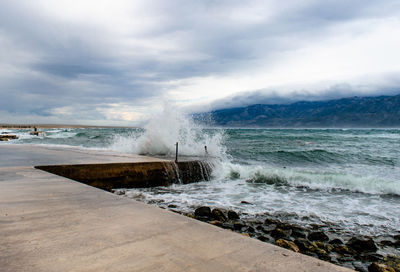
[218,162,400,196]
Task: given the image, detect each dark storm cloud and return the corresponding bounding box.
[0,0,399,124]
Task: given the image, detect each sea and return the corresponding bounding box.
[1,112,400,242]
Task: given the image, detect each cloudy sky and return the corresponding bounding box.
[1,0,400,125]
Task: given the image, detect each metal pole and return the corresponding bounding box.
[204,145,208,155]
[175,142,178,163]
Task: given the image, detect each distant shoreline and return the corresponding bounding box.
[0,124,138,129]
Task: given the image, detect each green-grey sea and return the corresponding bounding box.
[2,125,400,238]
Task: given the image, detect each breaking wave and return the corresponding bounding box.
[109,106,226,158]
[219,163,400,196]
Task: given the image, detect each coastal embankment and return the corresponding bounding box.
[0,144,350,272]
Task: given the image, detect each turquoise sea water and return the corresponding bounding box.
[2,126,400,238]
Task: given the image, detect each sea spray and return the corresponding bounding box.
[110,105,226,158]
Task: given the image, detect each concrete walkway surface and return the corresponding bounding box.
[0,145,351,271]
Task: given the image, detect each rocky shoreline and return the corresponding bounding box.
[177,205,400,272]
[113,188,400,271]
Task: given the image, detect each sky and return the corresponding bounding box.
[1,0,400,126]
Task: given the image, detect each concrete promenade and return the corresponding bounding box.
[0,145,351,271]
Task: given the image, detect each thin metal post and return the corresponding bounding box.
[204,145,208,155]
[175,142,178,163]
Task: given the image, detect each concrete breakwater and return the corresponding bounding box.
[36,160,213,191]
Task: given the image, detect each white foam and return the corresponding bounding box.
[109,105,226,158]
[213,161,400,196]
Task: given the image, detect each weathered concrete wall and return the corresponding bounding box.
[35,160,212,191]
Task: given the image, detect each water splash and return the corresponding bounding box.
[110,105,226,158]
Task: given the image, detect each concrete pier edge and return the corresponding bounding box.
[0,145,351,271]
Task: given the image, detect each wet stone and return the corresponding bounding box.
[270,228,289,239]
[330,238,344,245]
[347,237,378,253]
[361,253,384,262]
[291,228,307,238]
[276,239,300,253]
[368,262,396,272]
[308,231,330,242]
[209,220,223,227]
[212,208,227,222]
[221,222,234,230]
[227,210,240,220]
[257,235,274,243]
[195,206,212,218]
[233,221,246,231]
[247,226,255,233]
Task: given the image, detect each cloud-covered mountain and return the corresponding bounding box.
[195,94,400,127]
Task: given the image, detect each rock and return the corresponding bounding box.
[353,262,368,272]
[379,240,396,247]
[185,213,195,219]
[294,238,318,252]
[167,204,177,208]
[347,237,378,253]
[308,231,329,242]
[291,228,307,238]
[315,241,333,253]
[221,222,234,230]
[212,208,227,221]
[240,201,253,205]
[257,235,274,243]
[194,206,212,218]
[258,224,276,233]
[0,134,18,141]
[233,222,246,231]
[334,245,355,255]
[264,218,280,225]
[276,239,299,252]
[227,210,240,220]
[368,263,395,272]
[247,226,255,233]
[385,255,400,272]
[270,228,289,239]
[330,238,344,245]
[361,253,385,262]
[209,220,223,227]
[241,233,251,237]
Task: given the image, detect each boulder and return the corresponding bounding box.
[270,228,289,239]
[347,237,378,253]
[257,235,274,243]
[330,238,344,245]
[294,238,317,252]
[368,263,395,272]
[227,210,240,220]
[291,228,307,238]
[233,222,246,231]
[221,222,234,230]
[194,206,212,218]
[384,255,400,272]
[334,245,355,255]
[276,239,299,252]
[308,231,329,242]
[211,208,227,221]
[208,220,223,227]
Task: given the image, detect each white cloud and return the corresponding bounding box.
[0,0,399,124]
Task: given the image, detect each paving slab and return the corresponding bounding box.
[0,145,352,271]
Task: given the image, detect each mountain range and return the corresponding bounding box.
[195,94,400,127]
